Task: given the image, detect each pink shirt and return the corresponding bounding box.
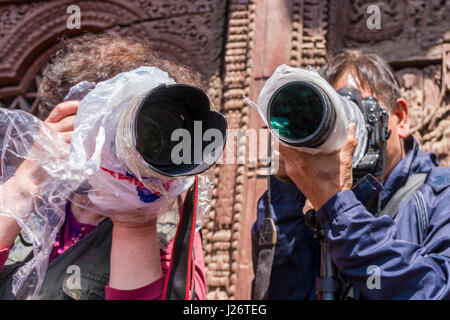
[0,205,206,300]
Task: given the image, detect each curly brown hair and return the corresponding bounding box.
[37,33,205,119]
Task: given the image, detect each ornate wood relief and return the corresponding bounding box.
[298,0,329,69]
[0,0,226,114]
[0,74,41,114]
[111,0,227,78]
[328,0,450,166]
[202,0,256,300]
[397,53,450,166]
[329,0,450,63]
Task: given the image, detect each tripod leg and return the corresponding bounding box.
[317,234,342,300]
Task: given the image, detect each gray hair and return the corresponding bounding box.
[320,50,402,111]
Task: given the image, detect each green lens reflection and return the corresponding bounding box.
[269,83,324,141]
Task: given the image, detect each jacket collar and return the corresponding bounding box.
[377,135,438,212]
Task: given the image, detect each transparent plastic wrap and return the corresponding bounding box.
[0,108,82,300]
[0,66,214,299]
[155,167,215,248]
[195,168,215,231]
[68,67,196,223]
[245,64,367,165]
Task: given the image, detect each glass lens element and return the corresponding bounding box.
[269,83,324,141]
[136,101,194,168]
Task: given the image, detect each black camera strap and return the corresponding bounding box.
[254,206,277,300]
[162,176,198,300]
[376,107,390,215]
[254,134,277,300]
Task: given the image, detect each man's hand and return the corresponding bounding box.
[44,100,79,144]
[280,123,357,211]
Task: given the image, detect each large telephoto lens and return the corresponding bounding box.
[136,91,196,171]
[267,82,336,148]
[134,84,227,177]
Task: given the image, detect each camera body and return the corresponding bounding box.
[337,87,391,183]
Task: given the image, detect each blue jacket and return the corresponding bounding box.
[252,137,450,299]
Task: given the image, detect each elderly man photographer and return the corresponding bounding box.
[252,51,450,300]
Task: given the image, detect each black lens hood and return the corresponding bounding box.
[134,83,227,177]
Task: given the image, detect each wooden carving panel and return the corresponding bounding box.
[328,0,450,165]
[299,0,329,69]
[330,0,450,63]
[112,0,226,78]
[396,64,450,165]
[203,0,255,300]
[0,0,226,113]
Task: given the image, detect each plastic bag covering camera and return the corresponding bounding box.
[245,64,367,165]
[0,66,214,299]
[0,108,77,300]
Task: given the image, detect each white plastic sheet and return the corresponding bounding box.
[245,65,367,165]
[0,107,79,299]
[69,67,195,221]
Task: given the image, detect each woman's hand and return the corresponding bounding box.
[0,101,80,248]
[44,100,79,144]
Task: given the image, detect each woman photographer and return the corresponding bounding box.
[0,33,207,300]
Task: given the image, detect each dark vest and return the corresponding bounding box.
[0,209,178,300]
[0,218,112,300]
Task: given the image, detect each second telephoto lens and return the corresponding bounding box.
[267,82,336,148]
